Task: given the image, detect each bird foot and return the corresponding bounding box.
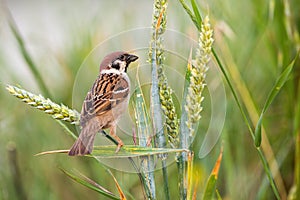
[115,143,123,153]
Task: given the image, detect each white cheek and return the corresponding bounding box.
[119,61,126,72]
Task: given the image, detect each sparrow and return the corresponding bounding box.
[69,51,138,156]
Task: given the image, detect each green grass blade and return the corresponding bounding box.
[107,169,127,200]
[262,61,294,113]
[133,71,156,199]
[150,40,165,150]
[293,79,300,137]
[256,149,281,199]
[133,81,153,147]
[179,49,193,151]
[296,133,300,200]
[254,116,263,147]
[211,48,280,199]
[190,0,202,26]
[202,149,223,200]
[212,49,255,138]
[60,168,119,200]
[178,0,200,30]
[255,57,296,147]
[187,152,194,200]
[178,50,193,199]
[36,145,188,158]
[216,190,222,200]
[92,146,187,158]
[294,76,300,199]
[202,175,217,200]
[8,16,51,98]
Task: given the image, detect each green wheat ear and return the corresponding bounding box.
[6,85,80,125]
[185,16,214,137]
[149,0,179,148]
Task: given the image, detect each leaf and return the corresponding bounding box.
[107,170,127,200]
[216,189,222,200]
[187,151,194,200]
[178,49,193,200]
[36,145,188,158]
[178,0,201,31]
[132,69,157,199]
[93,146,187,158]
[202,148,223,200]
[60,168,119,200]
[179,47,193,149]
[133,69,153,147]
[35,150,69,156]
[190,0,202,26]
[8,15,51,98]
[192,176,199,200]
[255,57,296,147]
[293,80,300,136]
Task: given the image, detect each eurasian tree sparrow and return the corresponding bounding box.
[69,51,138,156]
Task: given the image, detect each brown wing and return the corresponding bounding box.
[80,73,129,127]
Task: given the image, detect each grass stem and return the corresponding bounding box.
[6,10,51,98]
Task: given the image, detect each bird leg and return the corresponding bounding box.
[101,130,119,145]
[109,125,124,153]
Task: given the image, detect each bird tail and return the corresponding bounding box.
[68,128,96,156]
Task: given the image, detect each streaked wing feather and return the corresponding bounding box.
[80,73,129,126]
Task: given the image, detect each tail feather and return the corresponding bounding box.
[68,129,96,156]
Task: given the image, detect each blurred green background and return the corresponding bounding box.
[0,0,299,199]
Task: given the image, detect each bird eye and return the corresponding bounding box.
[119,54,125,60]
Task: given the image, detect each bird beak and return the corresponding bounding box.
[126,54,139,63]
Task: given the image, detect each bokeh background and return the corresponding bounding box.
[0,0,299,199]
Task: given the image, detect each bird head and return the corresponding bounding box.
[100,51,138,73]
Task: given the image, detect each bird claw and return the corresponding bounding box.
[115,143,123,153]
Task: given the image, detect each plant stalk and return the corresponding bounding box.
[7,13,51,98]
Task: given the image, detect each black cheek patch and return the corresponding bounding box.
[112,62,120,70]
